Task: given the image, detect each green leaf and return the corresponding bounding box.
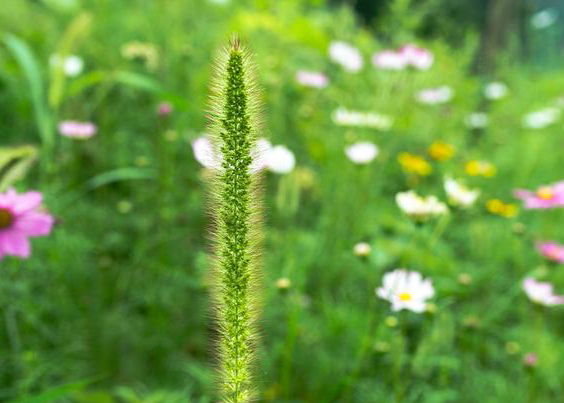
[112,70,161,93]
[48,12,93,109]
[2,34,53,149]
[66,70,108,97]
[0,145,38,191]
[67,70,162,99]
[84,167,156,190]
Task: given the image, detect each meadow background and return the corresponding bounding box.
[1,0,564,402]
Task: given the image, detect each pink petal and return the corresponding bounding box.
[0,188,18,207]
[551,296,564,305]
[513,189,532,200]
[14,211,54,236]
[0,231,30,258]
[12,191,43,214]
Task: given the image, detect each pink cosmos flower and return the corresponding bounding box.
[522,277,564,306]
[513,180,564,209]
[399,44,433,70]
[524,353,538,367]
[0,189,54,260]
[372,44,433,71]
[157,102,173,117]
[59,120,97,139]
[537,241,564,263]
[372,50,407,70]
[296,70,328,88]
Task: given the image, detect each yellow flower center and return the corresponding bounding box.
[399,292,412,301]
[536,187,553,200]
[0,208,14,229]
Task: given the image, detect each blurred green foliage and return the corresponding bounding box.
[0,0,563,402]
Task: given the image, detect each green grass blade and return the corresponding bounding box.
[0,145,39,191]
[48,12,92,109]
[2,33,53,149]
[112,70,162,92]
[84,167,156,190]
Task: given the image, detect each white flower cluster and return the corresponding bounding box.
[192,136,295,174]
[396,190,448,219]
[332,107,393,130]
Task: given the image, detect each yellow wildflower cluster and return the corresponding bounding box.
[428,141,455,161]
[398,152,432,175]
[486,199,519,218]
[465,160,496,177]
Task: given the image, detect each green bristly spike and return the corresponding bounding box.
[207,38,263,403]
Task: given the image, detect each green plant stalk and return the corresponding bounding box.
[208,38,263,403]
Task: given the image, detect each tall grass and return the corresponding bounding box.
[208,38,263,403]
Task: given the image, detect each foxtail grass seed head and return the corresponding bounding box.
[206,38,264,403]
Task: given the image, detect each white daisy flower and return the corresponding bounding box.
[416,86,453,104]
[191,136,272,173]
[50,54,84,77]
[376,269,435,313]
[396,190,448,218]
[523,107,560,129]
[328,41,363,73]
[465,112,489,129]
[265,145,295,174]
[345,142,379,164]
[332,107,392,130]
[192,136,221,170]
[444,177,480,208]
[483,82,508,100]
[523,277,564,306]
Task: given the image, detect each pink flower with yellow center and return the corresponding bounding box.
[0,189,54,260]
[513,180,564,209]
[537,241,564,263]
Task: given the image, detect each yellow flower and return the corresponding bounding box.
[465,160,496,177]
[428,141,455,161]
[398,152,432,175]
[486,198,504,214]
[500,204,518,218]
[486,199,519,218]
